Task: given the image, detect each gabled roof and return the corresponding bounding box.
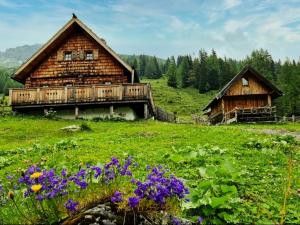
[203,65,283,111]
[12,14,135,84]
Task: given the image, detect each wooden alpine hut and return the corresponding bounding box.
[203,65,283,124]
[9,14,155,120]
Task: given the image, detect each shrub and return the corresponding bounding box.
[80,122,92,131]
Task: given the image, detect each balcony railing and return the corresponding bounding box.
[9,83,151,106]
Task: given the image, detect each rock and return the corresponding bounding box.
[60,125,81,132]
[102,219,116,225]
[61,202,196,225]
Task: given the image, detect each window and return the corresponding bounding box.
[242,77,249,86]
[85,51,93,60]
[64,51,72,61]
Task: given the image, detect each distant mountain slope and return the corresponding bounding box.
[0,44,42,67]
[0,44,165,68]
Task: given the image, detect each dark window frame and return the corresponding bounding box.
[85,51,94,60]
[64,51,72,61]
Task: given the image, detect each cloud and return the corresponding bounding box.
[223,0,241,9]
[1,0,300,60]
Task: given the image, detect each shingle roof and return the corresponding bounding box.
[12,14,136,83]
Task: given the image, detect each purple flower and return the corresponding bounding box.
[171,217,181,225]
[128,197,139,208]
[111,191,122,203]
[6,175,13,180]
[61,169,67,177]
[76,169,86,178]
[91,166,102,178]
[64,199,79,212]
[36,194,44,201]
[197,217,204,224]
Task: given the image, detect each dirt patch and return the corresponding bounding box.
[248,128,300,140]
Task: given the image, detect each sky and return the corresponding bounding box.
[0,0,300,60]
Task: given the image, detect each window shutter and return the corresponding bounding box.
[93,49,99,60]
[57,50,64,61]
[79,50,85,60]
[71,51,77,60]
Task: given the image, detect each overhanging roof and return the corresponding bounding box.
[12,14,135,84]
[203,65,283,111]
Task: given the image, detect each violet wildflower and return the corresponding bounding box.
[128,197,139,208]
[171,217,181,225]
[197,217,204,224]
[61,169,67,177]
[111,191,122,203]
[64,199,79,212]
[91,166,102,178]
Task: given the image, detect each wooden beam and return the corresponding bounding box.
[109,105,114,116]
[64,86,68,103]
[144,103,148,119]
[131,70,135,84]
[221,98,225,122]
[8,89,12,106]
[36,88,40,104]
[75,106,79,119]
[267,94,271,106]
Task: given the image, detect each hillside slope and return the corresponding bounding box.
[142,77,216,119]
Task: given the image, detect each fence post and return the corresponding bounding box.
[283,116,286,122]
[292,115,295,123]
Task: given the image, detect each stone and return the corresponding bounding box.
[60,125,81,132]
[102,219,117,225]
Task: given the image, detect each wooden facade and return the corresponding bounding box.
[203,66,282,124]
[10,15,155,119]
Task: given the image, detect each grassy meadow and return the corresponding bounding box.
[0,116,299,224]
[143,78,217,119]
[0,78,299,224]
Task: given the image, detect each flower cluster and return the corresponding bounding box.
[18,165,68,201]
[103,156,133,182]
[130,166,189,207]
[111,191,122,203]
[64,198,79,212]
[2,156,192,224]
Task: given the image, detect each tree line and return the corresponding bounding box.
[0,50,299,115]
[0,67,21,95]
[125,49,299,116]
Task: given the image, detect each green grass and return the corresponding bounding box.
[0,116,299,223]
[142,77,216,119]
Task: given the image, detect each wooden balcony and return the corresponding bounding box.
[9,83,154,109]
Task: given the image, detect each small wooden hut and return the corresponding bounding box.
[9,14,155,120]
[203,66,283,124]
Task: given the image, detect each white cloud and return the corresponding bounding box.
[223,0,241,9]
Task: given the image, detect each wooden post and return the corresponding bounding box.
[283,116,286,122]
[131,70,135,84]
[109,105,114,116]
[144,103,148,119]
[267,94,271,107]
[92,86,96,101]
[8,89,12,106]
[36,88,40,104]
[221,98,225,123]
[75,106,79,119]
[64,86,68,103]
[292,115,295,122]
